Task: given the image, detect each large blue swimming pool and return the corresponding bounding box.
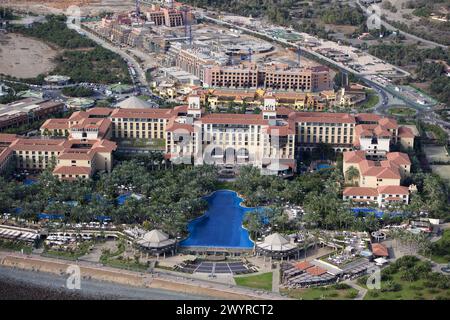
[180,190,256,249]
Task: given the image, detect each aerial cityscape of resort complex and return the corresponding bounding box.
[0,0,449,304]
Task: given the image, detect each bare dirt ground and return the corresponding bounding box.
[424,145,449,163]
[4,0,134,15]
[0,33,57,78]
[431,165,450,183]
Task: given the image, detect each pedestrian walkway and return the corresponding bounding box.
[272,266,280,293]
[344,279,367,300]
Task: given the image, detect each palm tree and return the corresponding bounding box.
[345,166,360,186]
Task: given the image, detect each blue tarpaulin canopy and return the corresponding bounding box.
[38,213,64,220]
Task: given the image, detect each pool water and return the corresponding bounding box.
[180,190,256,249]
[317,164,332,170]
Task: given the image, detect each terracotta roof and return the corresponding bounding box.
[110,108,173,119]
[305,266,328,276]
[86,107,114,116]
[166,122,194,133]
[0,133,17,144]
[343,187,378,197]
[371,243,389,257]
[200,113,268,125]
[10,138,65,152]
[265,125,295,136]
[356,113,381,123]
[398,126,415,138]
[343,150,366,163]
[53,165,92,175]
[0,147,12,164]
[58,151,94,161]
[292,112,356,124]
[294,261,313,271]
[386,152,411,166]
[378,117,398,129]
[41,119,70,130]
[377,185,409,195]
[363,166,400,179]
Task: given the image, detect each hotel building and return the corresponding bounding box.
[202,63,332,92]
[0,98,64,132]
[1,96,415,180]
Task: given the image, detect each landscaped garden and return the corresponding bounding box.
[358,256,450,300]
[388,106,417,117]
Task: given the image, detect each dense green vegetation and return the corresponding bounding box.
[0,7,16,20]
[0,161,217,237]
[357,91,380,110]
[359,256,450,300]
[0,239,33,254]
[0,82,30,104]
[43,241,93,260]
[181,0,364,38]
[368,44,450,66]
[234,272,273,291]
[62,86,94,97]
[387,107,417,117]
[10,15,130,84]
[12,15,95,48]
[430,230,450,263]
[368,44,450,106]
[53,46,131,84]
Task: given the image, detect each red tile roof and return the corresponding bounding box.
[294,261,313,271]
[343,187,378,197]
[371,243,389,257]
[356,113,381,122]
[377,185,409,195]
[53,166,92,175]
[306,266,328,276]
[110,108,173,119]
[398,126,415,138]
[201,113,268,125]
[41,119,70,130]
[0,133,18,144]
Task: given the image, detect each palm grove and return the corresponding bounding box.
[2,151,447,239]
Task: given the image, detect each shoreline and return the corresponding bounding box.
[0,251,283,300]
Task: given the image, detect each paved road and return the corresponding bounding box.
[66,19,148,86]
[355,0,448,49]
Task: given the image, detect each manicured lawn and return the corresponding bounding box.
[234,272,273,291]
[388,107,417,117]
[281,284,358,300]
